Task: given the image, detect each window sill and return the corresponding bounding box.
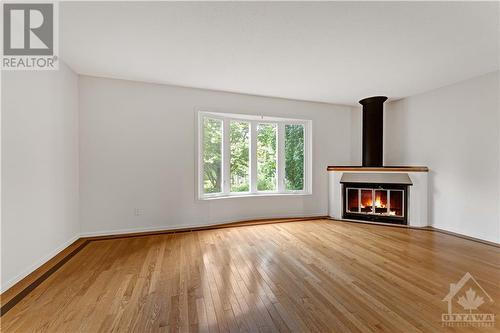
[199,192,312,201]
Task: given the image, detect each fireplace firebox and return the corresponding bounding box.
[340,173,411,225]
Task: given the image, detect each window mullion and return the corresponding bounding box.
[223,119,230,194]
[277,123,285,193]
[250,121,257,193]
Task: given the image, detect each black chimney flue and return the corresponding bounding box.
[359,96,388,167]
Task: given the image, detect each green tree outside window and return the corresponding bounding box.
[203,118,222,193]
[230,121,250,192]
[257,123,277,191]
[285,124,304,190]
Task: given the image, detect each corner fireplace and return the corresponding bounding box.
[340,173,411,225]
[328,96,428,227]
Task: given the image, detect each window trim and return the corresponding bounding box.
[197,111,312,200]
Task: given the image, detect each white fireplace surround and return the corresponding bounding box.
[328,168,429,227]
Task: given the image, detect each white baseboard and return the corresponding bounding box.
[0,234,80,293]
[79,214,327,238]
[80,224,196,237]
[429,225,500,245]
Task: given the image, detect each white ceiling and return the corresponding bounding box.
[61,1,499,106]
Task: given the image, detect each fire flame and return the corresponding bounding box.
[359,192,388,209]
[374,198,386,208]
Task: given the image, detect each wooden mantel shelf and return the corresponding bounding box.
[327,166,429,172]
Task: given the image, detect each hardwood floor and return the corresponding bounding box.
[1,219,499,332]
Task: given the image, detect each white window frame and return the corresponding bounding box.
[197,111,312,200]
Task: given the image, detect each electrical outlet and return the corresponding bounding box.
[134,208,144,216]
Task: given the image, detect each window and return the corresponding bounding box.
[198,112,311,199]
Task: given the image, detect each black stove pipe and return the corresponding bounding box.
[359,96,388,167]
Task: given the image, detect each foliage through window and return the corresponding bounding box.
[199,112,311,198]
[257,123,277,191]
[285,124,304,191]
[230,121,250,192]
[203,118,222,193]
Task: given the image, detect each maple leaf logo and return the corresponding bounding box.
[457,288,484,313]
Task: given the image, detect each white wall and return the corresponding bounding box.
[384,71,500,243]
[350,106,362,165]
[79,76,352,235]
[1,62,80,291]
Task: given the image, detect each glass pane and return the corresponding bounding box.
[230,121,250,192]
[390,190,403,216]
[203,118,222,194]
[374,190,388,214]
[360,190,373,213]
[257,123,277,191]
[285,124,305,191]
[347,189,359,212]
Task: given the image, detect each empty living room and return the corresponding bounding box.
[1,1,499,332]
